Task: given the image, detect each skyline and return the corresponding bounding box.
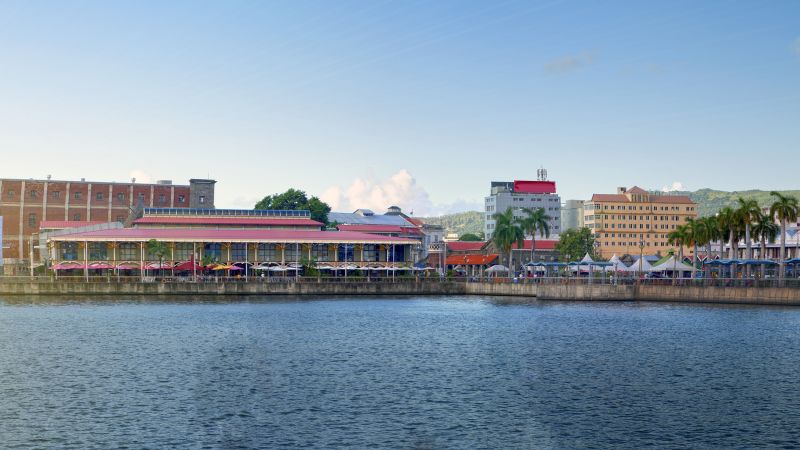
[1,0,799,215]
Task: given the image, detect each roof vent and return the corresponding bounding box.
[156,180,172,185]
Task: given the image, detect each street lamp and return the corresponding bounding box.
[591,240,601,285]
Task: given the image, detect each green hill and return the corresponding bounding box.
[670,189,800,217]
[420,211,483,237]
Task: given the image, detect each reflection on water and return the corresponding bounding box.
[1,296,800,449]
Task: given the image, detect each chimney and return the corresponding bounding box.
[617,187,627,194]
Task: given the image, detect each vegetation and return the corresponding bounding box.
[420,211,483,236]
[769,192,799,280]
[255,188,331,225]
[458,232,484,241]
[517,207,551,263]
[146,239,169,275]
[555,227,595,262]
[490,208,524,268]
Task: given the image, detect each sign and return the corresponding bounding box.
[0,216,3,266]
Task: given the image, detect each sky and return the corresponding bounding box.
[1,0,798,216]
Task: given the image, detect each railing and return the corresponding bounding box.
[3,274,800,288]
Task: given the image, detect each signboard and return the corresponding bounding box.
[0,216,3,266]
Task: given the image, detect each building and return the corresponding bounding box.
[484,178,561,240]
[561,199,585,232]
[42,207,417,274]
[583,186,697,259]
[0,177,215,272]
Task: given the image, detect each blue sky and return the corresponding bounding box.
[1,0,798,215]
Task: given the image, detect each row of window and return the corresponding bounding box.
[586,204,695,212]
[5,190,186,203]
[58,243,400,262]
[600,241,678,247]
[586,215,687,221]
[588,223,679,231]
[28,213,127,226]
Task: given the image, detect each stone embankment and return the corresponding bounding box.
[2,280,800,306]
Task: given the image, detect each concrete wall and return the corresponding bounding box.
[3,281,800,306]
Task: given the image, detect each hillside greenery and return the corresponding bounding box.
[420,211,483,236]
[674,189,800,217]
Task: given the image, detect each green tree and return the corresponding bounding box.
[752,211,779,278]
[459,233,483,242]
[518,207,551,263]
[146,239,169,276]
[255,188,331,225]
[491,208,524,269]
[736,197,761,261]
[769,191,799,280]
[556,227,595,262]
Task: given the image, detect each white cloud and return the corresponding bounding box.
[322,169,481,217]
[661,181,686,192]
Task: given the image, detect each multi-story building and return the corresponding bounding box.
[583,186,697,259]
[0,176,215,272]
[484,179,561,240]
[561,199,585,232]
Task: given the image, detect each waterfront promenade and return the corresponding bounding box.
[3,277,800,306]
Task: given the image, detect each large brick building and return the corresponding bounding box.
[0,177,216,270]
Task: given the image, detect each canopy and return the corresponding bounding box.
[608,254,629,271]
[116,262,141,270]
[486,264,510,273]
[623,257,653,273]
[144,262,172,270]
[174,261,203,271]
[87,262,114,270]
[51,262,85,270]
[650,255,697,273]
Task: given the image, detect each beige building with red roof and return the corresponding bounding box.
[583,186,697,259]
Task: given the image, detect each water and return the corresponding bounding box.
[1,296,800,449]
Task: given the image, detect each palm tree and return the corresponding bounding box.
[491,208,525,271]
[752,211,779,278]
[769,192,799,281]
[736,197,761,277]
[518,207,551,264]
[685,218,704,277]
[695,216,717,279]
[146,239,169,277]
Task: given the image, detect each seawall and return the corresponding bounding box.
[2,281,800,306]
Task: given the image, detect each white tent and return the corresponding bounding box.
[607,254,629,272]
[486,264,509,273]
[624,257,653,273]
[650,256,697,273]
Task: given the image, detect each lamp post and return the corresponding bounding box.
[591,240,600,285]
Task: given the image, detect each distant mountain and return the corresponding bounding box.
[420,211,483,237]
[668,189,800,217]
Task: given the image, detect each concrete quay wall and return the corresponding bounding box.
[2,281,800,306]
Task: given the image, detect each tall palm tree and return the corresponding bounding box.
[518,207,551,264]
[491,208,525,271]
[769,192,799,281]
[696,216,717,279]
[752,211,779,278]
[736,197,761,277]
[685,218,704,277]
[667,225,688,282]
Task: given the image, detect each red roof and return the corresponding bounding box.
[445,253,497,266]
[445,254,499,266]
[40,221,107,229]
[447,241,486,252]
[49,228,418,244]
[337,224,423,235]
[511,239,558,250]
[513,180,557,194]
[590,193,694,204]
[134,217,322,226]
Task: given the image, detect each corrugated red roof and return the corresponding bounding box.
[513,180,557,194]
[40,220,107,229]
[511,239,558,250]
[134,217,322,226]
[445,254,499,265]
[49,228,418,244]
[447,241,486,252]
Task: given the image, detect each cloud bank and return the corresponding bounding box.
[321,170,480,217]
[661,181,686,192]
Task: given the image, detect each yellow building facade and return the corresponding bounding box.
[583,186,697,259]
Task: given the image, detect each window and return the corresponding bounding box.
[363,244,379,262]
[28,213,37,228]
[89,243,107,260]
[311,244,329,261]
[53,191,61,199]
[30,190,38,199]
[159,194,166,203]
[115,215,125,222]
[199,195,206,204]
[203,243,222,261]
[117,193,125,201]
[59,242,78,260]
[284,244,301,262]
[119,243,138,261]
[7,189,14,198]
[138,193,145,200]
[96,192,104,201]
[178,195,185,203]
[337,244,354,262]
[73,213,81,221]
[175,243,193,261]
[74,191,82,200]
[231,243,247,261]
[257,244,278,262]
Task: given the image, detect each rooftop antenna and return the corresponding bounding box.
[537,167,548,181]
